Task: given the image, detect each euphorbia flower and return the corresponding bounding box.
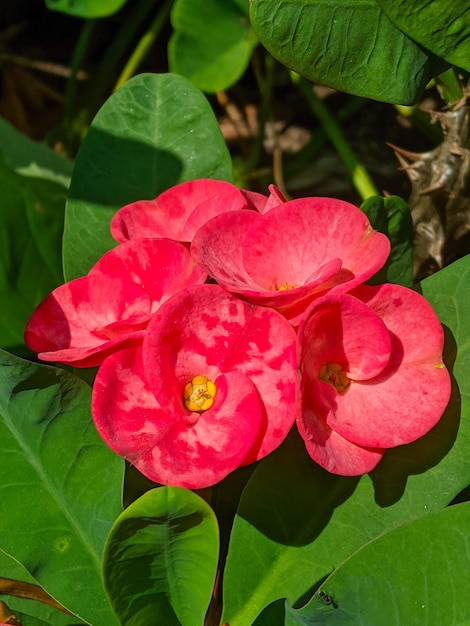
[191,197,390,324]
[111,179,286,245]
[112,178,248,244]
[298,284,451,475]
[92,284,299,488]
[24,238,206,367]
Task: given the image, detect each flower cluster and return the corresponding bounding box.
[25,179,451,487]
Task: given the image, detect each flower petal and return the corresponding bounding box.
[300,293,391,382]
[90,238,207,312]
[111,179,248,243]
[328,284,451,448]
[24,274,150,366]
[92,346,263,488]
[143,284,299,462]
[297,379,385,475]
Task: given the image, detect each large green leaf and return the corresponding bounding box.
[286,502,470,625]
[0,350,124,626]
[63,73,233,281]
[169,0,257,92]
[376,0,470,73]
[103,487,219,626]
[45,0,129,18]
[249,0,447,104]
[0,550,83,625]
[222,253,470,625]
[0,158,65,353]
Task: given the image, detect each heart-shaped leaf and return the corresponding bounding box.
[63,73,233,280]
[169,0,257,92]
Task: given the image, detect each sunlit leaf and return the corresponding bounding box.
[0,350,123,625]
[376,0,470,73]
[169,0,257,92]
[63,73,233,280]
[287,502,470,625]
[250,0,447,104]
[103,487,218,626]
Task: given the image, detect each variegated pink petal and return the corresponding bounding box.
[92,346,263,488]
[24,274,150,367]
[89,238,206,312]
[111,179,248,243]
[143,284,299,462]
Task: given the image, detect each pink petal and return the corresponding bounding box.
[240,184,286,213]
[300,293,391,381]
[143,284,299,462]
[192,197,390,318]
[111,179,248,243]
[327,284,451,447]
[92,347,263,488]
[297,379,385,475]
[24,274,150,367]
[89,238,207,312]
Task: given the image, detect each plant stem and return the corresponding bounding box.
[292,73,379,200]
[113,0,174,91]
[63,19,96,125]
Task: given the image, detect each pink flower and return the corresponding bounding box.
[92,284,299,488]
[24,238,206,367]
[191,197,391,324]
[111,180,287,245]
[111,179,250,244]
[298,284,451,475]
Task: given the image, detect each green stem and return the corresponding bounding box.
[63,19,96,124]
[244,50,275,175]
[434,67,464,105]
[113,0,174,91]
[292,73,379,200]
[83,0,168,121]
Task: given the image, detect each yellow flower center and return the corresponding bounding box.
[278,283,298,291]
[319,363,351,393]
[183,375,217,412]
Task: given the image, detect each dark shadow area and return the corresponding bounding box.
[370,324,460,506]
[237,427,360,548]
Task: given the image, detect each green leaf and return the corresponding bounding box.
[0,158,65,353]
[222,253,470,626]
[361,195,414,287]
[169,0,257,92]
[376,0,470,73]
[0,550,84,625]
[249,0,447,105]
[63,73,233,281]
[0,117,72,189]
[45,0,129,18]
[103,487,219,626]
[0,350,123,626]
[287,502,470,625]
